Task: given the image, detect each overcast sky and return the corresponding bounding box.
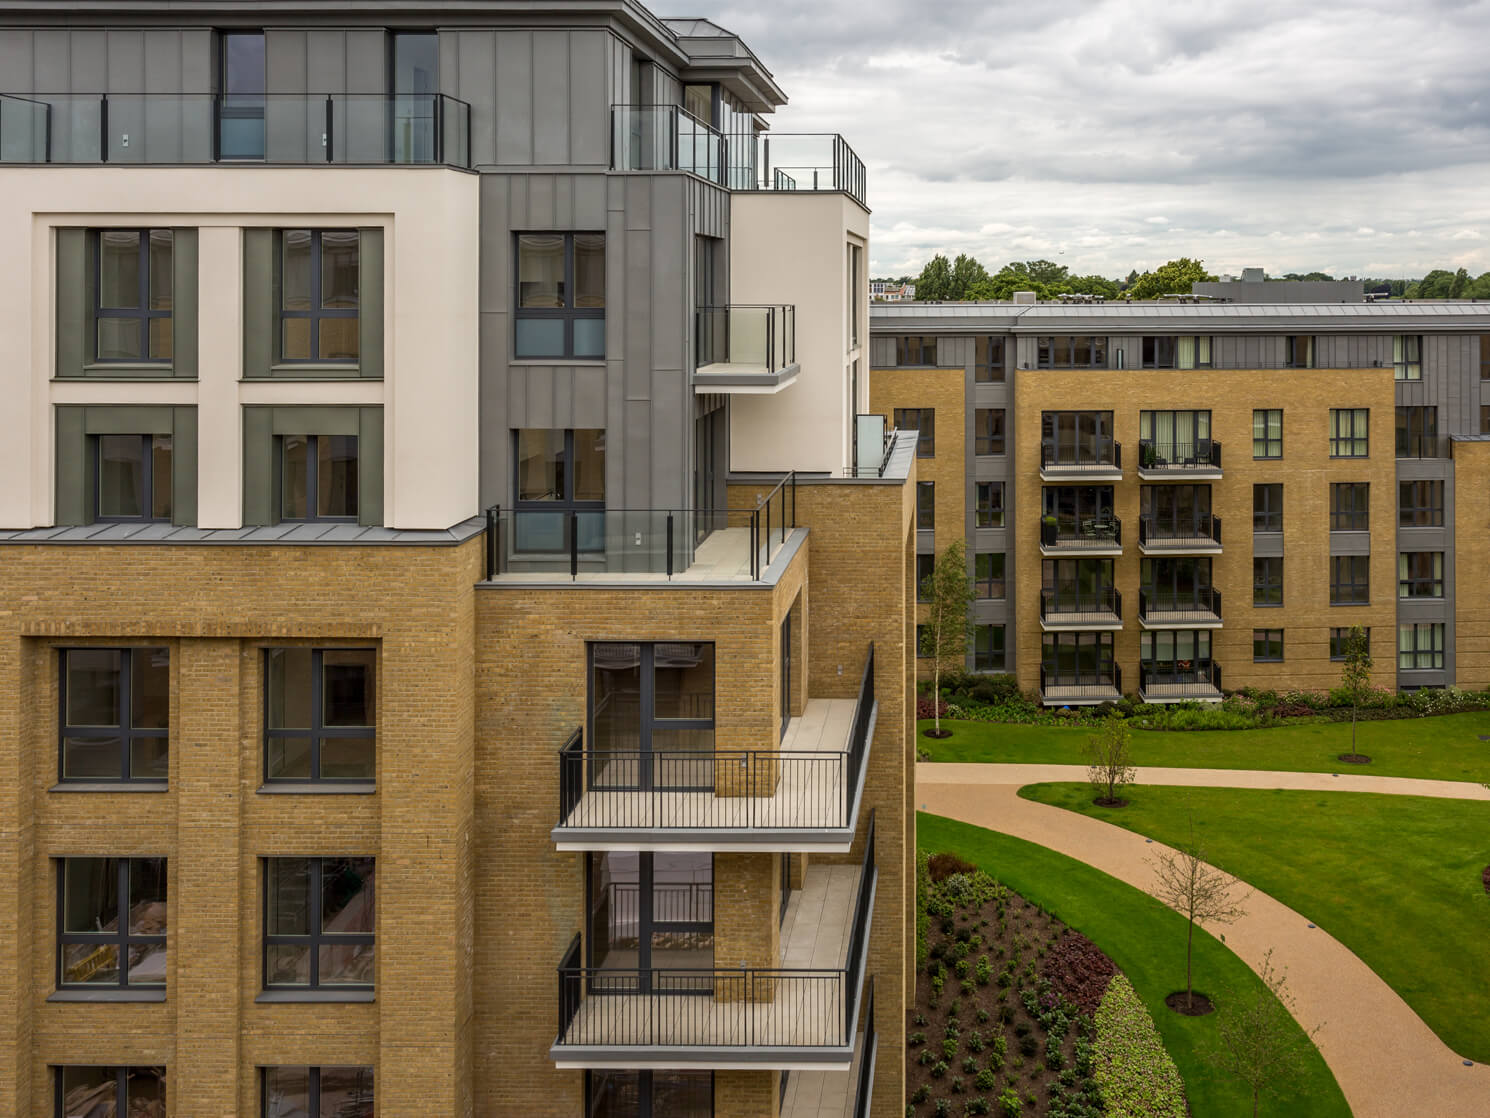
[699,0,1490,281]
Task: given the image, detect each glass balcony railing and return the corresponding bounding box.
[610,103,726,182]
[755,133,867,206]
[0,91,471,167]
[696,304,795,374]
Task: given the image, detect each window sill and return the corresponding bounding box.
[255,989,375,1004]
[509,357,606,367]
[49,782,169,793]
[257,783,376,795]
[257,364,370,380]
[48,988,166,1003]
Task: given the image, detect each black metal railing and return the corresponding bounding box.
[841,811,876,1040]
[1039,662,1122,695]
[1138,586,1222,621]
[1138,439,1222,471]
[1140,660,1223,695]
[1138,514,1222,547]
[555,643,874,832]
[1040,514,1122,549]
[696,304,796,373]
[851,975,877,1118]
[1041,441,1122,471]
[1039,586,1122,621]
[0,91,471,167]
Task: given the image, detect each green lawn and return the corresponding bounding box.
[919,711,1490,782]
[917,813,1350,1118]
[1017,784,1490,1062]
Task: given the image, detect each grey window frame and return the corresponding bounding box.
[1398,480,1443,527]
[916,624,930,658]
[1252,409,1283,459]
[894,409,935,457]
[1140,336,1212,369]
[974,408,1006,456]
[54,1067,166,1117]
[585,1070,713,1118]
[263,648,376,786]
[895,336,936,366]
[262,857,376,992]
[974,624,1006,672]
[916,481,934,530]
[514,232,606,360]
[1252,629,1284,662]
[1393,335,1422,381]
[1329,408,1369,458]
[1398,623,1444,670]
[1329,555,1370,605]
[587,643,715,793]
[975,336,1004,382]
[974,552,1005,600]
[975,481,1004,528]
[1329,483,1369,531]
[1284,336,1314,368]
[93,229,172,365]
[1036,336,1108,369]
[1481,335,1490,380]
[261,1066,374,1118]
[1481,405,1490,436]
[279,230,359,364]
[915,554,934,602]
[93,434,172,524]
[1329,627,1369,661]
[280,434,358,523]
[56,857,166,991]
[58,647,169,785]
[1398,552,1444,599]
[1253,557,1283,607]
[1395,406,1438,458]
[1253,483,1282,532]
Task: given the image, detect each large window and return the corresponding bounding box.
[1330,555,1370,605]
[1252,409,1283,459]
[1139,410,1211,466]
[95,434,173,522]
[975,482,1004,528]
[974,625,1006,672]
[1042,558,1116,614]
[1040,411,1114,465]
[1329,408,1369,458]
[975,336,1004,382]
[974,408,1006,455]
[1284,336,1314,368]
[1042,485,1114,540]
[219,31,266,159]
[263,1066,374,1118]
[1140,556,1214,611]
[515,233,606,359]
[55,1067,165,1118]
[1036,336,1107,368]
[57,858,166,990]
[95,230,172,362]
[1330,627,1370,661]
[1398,623,1444,670]
[588,852,713,976]
[974,553,1005,600]
[282,434,358,521]
[1395,406,1438,458]
[587,1070,713,1118]
[1252,629,1284,662]
[264,857,375,991]
[281,230,359,362]
[916,554,934,601]
[1140,630,1212,681]
[264,648,376,784]
[1140,336,1211,369]
[513,429,606,552]
[1253,557,1283,607]
[589,643,715,790]
[1482,335,1490,380]
[895,336,936,366]
[917,481,934,530]
[894,408,935,457]
[1141,484,1211,539]
[1330,483,1369,531]
[1398,480,1443,527]
[1041,631,1114,684]
[59,648,168,783]
[1398,553,1444,599]
[1253,483,1282,532]
[1393,335,1422,380]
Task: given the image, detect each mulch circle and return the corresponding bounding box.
[1337,753,1373,765]
[924,728,953,739]
[1092,797,1129,808]
[1481,865,1490,895]
[1165,991,1216,1016]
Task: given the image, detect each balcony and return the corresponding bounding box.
[1138,439,1222,479]
[484,475,796,583]
[1138,588,1222,629]
[1039,442,1122,482]
[553,646,875,851]
[1039,514,1122,556]
[1139,661,1223,704]
[1039,587,1122,631]
[1396,434,1450,460]
[781,977,877,1118]
[1138,515,1222,554]
[755,133,868,206]
[1040,663,1122,706]
[552,815,877,1068]
[0,91,471,167]
[695,304,799,393]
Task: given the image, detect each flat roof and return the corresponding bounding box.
[870,300,1490,333]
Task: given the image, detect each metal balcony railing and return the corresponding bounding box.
[1140,660,1223,696]
[1138,586,1222,622]
[1040,441,1122,472]
[1039,585,1122,621]
[851,975,877,1118]
[1138,439,1222,471]
[1138,514,1222,548]
[755,133,867,206]
[1040,514,1121,550]
[1039,662,1122,695]
[697,304,796,373]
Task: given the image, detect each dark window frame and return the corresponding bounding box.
[975,481,1004,528]
[895,335,936,366]
[893,409,935,457]
[263,648,377,785]
[1252,409,1283,459]
[975,336,1005,382]
[279,230,359,364]
[915,554,934,602]
[56,857,166,991]
[1140,555,1214,611]
[1329,627,1370,661]
[280,433,359,523]
[1398,552,1444,599]
[1481,404,1490,436]
[1253,556,1283,607]
[1252,483,1283,532]
[93,229,173,364]
[1284,335,1314,369]
[974,408,1006,456]
[1398,622,1444,670]
[916,481,934,530]
[1141,483,1211,537]
[58,647,169,785]
[1395,405,1438,458]
[974,624,1006,672]
[1252,628,1284,662]
[1329,483,1369,531]
[973,552,1005,600]
[1040,410,1115,465]
[514,232,606,360]
[54,1066,166,1117]
[1040,630,1114,684]
[94,433,173,524]
[1393,334,1422,381]
[584,1070,714,1118]
[261,1065,375,1118]
[1398,480,1444,527]
[916,623,930,658]
[1328,408,1369,458]
[1036,336,1108,369]
[1140,335,1212,369]
[587,642,716,793]
[1329,555,1370,605]
[262,856,376,992]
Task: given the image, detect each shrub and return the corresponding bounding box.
[931,1060,949,1079]
[911,1086,931,1104]
[935,1101,952,1118]
[964,1056,980,1075]
[998,1087,1022,1117]
[918,695,950,720]
[965,1098,991,1116]
[976,1068,998,1091]
[951,1077,966,1094]
[943,1038,960,1061]
[1019,1034,1039,1058]
[1092,974,1187,1117]
[909,1031,926,1047]
[966,1029,985,1053]
[929,852,979,882]
[961,979,976,996]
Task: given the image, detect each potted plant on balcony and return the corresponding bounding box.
[919,539,975,739]
[1139,441,1159,470]
[1040,513,1059,547]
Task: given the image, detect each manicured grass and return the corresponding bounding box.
[918,812,1351,1118]
[919,711,1490,782]
[1017,784,1490,1062]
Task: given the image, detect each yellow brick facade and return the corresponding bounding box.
[1453,441,1490,688]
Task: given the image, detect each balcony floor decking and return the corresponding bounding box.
[1039,610,1123,631]
[1140,681,1223,703]
[1139,535,1222,554]
[1138,607,1222,629]
[781,1023,872,1118]
[1042,683,1122,706]
[493,524,793,584]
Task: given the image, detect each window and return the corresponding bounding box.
[975,336,1005,382]
[513,428,607,551]
[1141,556,1214,611]
[975,482,1005,528]
[587,1070,713,1118]
[1040,411,1115,465]
[588,851,713,974]
[1042,558,1116,613]
[263,1066,374,1118]
[95,434,172,522]
[219,31,266,159]
[916,624,929,658]
[264,857,375,990]
[1140,630,1212,680]
[1253,557,1283,606]
[1330,627,1370,661]
[57,858,166,989]
[1329,408,1369,457]
[1398,480,1444,527]
[1141,484,1212,539]
[974,408,1006,455]
[1253,629,1284,662]
[1042,485,1115,540]
[95,230,172,362]
[1395,406,1438,458]
[1284,336,1314,368]
[1330,555,1370,604]
[916,554,934,601]
[282,434,358,521]
[1253,484,1282,532]
[894,409,935,457]
[974,553,1005,600]
[1398,552,1444,598]
[1040,631,1114,684]
[1398,623,1444,670]
[515,233,606,359]
[55,1067,165,1117]
[1036,336,1108,368]
[59,648,168,783]
[1481,405,1490,436]
[1481,336,1490,380]
[974,625,1006,672]
[895,336,936,366]
[1139,410,1212,466]
[281,230,359,362]
[1393,335,1422,380]
[917,481,934,530]
[1329,483,1369,531]
[589,643,715,790]
[1252,409,1282,458]
[391,32,439,163]
[1140,336,1211,369]
[847,243,862,348]
[264,649,375,783]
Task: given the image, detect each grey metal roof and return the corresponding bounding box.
[0,517,487,546]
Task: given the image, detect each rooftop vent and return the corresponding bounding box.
[1012,290,1037,305]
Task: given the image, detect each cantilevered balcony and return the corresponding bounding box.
[780,978,877,1118]
[1039,441,1122,482]
[552,817,877,1069]
[1039,587,1122,631]
[1138,588,1222,629]
[1040,663,1122,706]
[552,646,876,851]
[1138,514,1222,555]
[1139,661,1223,704]
[1039,514,1122,556]
[1137,439,1222,479]
[695,304,799,393]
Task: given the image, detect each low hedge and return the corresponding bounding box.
[1092,974,1188,1118]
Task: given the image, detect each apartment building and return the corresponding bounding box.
[871,301,1490,702]
[0,4,908,1117]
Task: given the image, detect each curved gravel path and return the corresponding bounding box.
[915,762,1490,1118]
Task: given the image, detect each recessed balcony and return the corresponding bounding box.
[1039,663,1122,706]
[1139,661,1223,703]
[1138,588,1222,629]
[1039,587,1122,631]
[1039,514,1122,556]
[1137,438,1222,479]
[1138,514,1222,555]
[694,304,799,393]
[1039,442,1122,482]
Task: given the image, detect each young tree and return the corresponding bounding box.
[1213,949,1323,1117]
[918,539,974,736]
[1150,835,1250,1011]
[1083,718,1136,805]
[1339,625,1373,763]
